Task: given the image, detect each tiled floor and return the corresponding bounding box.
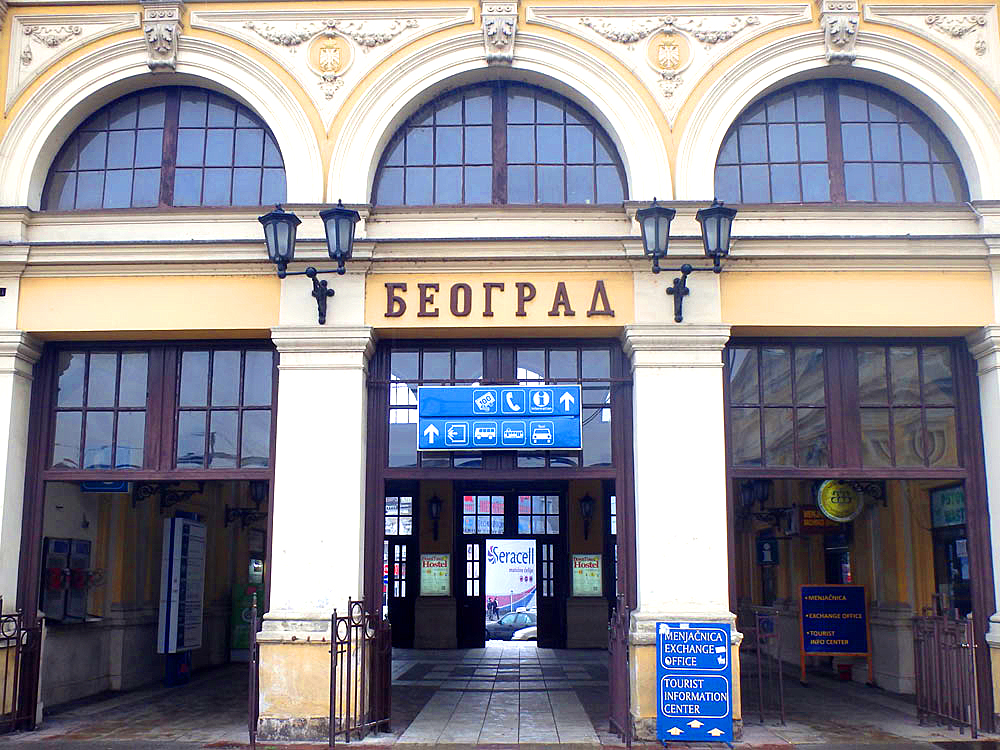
[392,640,606,746]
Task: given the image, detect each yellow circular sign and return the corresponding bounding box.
[816,480,864,523]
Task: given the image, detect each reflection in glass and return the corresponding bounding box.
[796,408,828,466]
[731,408,761,465]
[729,348,759,405]
[180,351,209,406]
[84,412,114,469]
[241,410,271,468]
[857,348,888,405]
[115,411,145,469]
[176,410,206,468]
[764,407,794,465]
[860,408,891,467]
[52,412,82,468]
[57,353,86,407]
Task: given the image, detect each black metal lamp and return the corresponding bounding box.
[319,200,361,276]
[249,480,268,508]
[258,205,300,278]
[579,493,595,540]
[695,199,738,273]
[258,201,361,325]
[635,198,676,275]
[428,495,443,541]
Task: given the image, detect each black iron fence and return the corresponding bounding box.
[0,599,42,735]
[608,596,631,748]
[739,607,785,726]
[913,610,978,738]
[329,599,391,746]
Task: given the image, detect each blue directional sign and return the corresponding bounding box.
[656,622,733,743]
[417,385,581,451]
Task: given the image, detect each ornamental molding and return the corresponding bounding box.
[526,5,811,124]
[482,0,518,63]
[817,0,858,63]
[142,1,184,71]
[0,2,7,34]
[189,8,473,128]
[863,5,997,86]
[5,12,140,113]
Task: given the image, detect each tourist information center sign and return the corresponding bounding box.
[656,622,733,743]
[417,385,581,451]
[799,584,872,683]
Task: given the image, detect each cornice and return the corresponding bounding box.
[966,325,1000,373]
[0,330,43,378]
[270,325,376,362]
[622,323,731,368]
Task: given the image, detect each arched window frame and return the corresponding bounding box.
[714,79,969,205]
[372,82,629,207]
[42,86,287,211]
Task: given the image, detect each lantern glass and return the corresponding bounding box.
[258,207,300,265]
[636,203,676,258]
[321,202,361,260]
[695,201,737,258]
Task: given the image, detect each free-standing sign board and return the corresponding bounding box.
[656,622,733,743]
[157,517,206,653]
[799,584,872,683]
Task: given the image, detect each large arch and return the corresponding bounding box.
[327,31,672,204]
[0,36,323,209]
[676,30,1000,201]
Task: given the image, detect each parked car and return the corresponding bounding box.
[486,611,537,640]
[511,624,537,641]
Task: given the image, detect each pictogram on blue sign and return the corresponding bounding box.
[656,622,733,743]
[417,385,581,451]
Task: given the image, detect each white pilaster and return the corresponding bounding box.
[0,331,42,613]
[622,324,733,641]
[262,325,374,636]
[965,326,1000,643]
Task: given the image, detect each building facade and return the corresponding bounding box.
[2,0,1000,740]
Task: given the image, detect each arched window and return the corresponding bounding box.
[373,82,627,206]
[43,87,286,210]
[714,80,968,204]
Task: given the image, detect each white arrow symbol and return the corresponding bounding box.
[559,392,575,411]
[667,727,683,736]
[423,424,439,444]
[687,720,704,728]
[707,728,725,737]
[447,426,460,440]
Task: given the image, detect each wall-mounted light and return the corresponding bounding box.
[579,493,595,540]
[637,198,738,322]
[249,480,268,508]
[258,201,361,325]
[428,495,442,541]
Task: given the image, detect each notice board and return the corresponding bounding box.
[799,584,872,683]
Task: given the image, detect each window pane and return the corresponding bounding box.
[388,422,417,467]
[768,124,797,162]
[741,164,769,202]
[138,91,167,128]
[841,124,871,160]
[103,170,133,209]
[119,352,148,407]
[465,126,491,163]
[508,165,534,203]
[794,347,825,405]
[107,130,136,169]
[567,126,594,163]
[132,169,160,207]
[923,347,954,405]
[465,167,491,203]
[241,410,271,468]
[47,173,77,210]
[406,128,433,165]
[870,123,901,161]
[76,172,104,209]
[860,408,891,467]
[583,408,611,466]
[903,164,932,202]
[839,85,868,121]
[405,167,432,205]
[890,347,920,403]
[801,164,831,200]
[537,126,564,163]
[874,163,902,202]
[435,166,462,203]
[386,517,398,536]
[377,168,403,205]
[798,123,827,161]
[738,124,766,162]
[115,411,145,469]
[761,348,792,404]
[244,351,273,406]
[177,129,206,166]
[893,407,924,466]
[567,166,595,203]
[858,348,888,405]
[729,347,759,404]
[933,163,962,201]
[57,352,86,406]
[731,408,761,465]
[78,131,107,170]
[180,351,209,406]
[84,411,114,469]
[208,410,238,468]
[596,166,624,203]
[212,350,241,406]
[179,90,208,126]
[233,168,263,205]
[764,407,794,465]
[52,412,82,468]
[203,168,233,205]
[900,123,930,161]
[177,411,206,468]
[262,168,286,205]
[174,168,203,206]
[582,349,610,379]
[844,163,874,201]
[208,95,237,127]
[770,164,800,202]
[926,408,958,467]
[235,129,264,166]
[715,166,740,203]
[508,126,535,163]
[455,351,483,381]
[796,408,828,466]
[550,350,577,379]
[87,353,118,407]
[436,127,462,165]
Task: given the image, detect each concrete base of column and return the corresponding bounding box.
[628,608,742,742]
[257,612,332,742]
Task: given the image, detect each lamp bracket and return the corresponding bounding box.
[278,265,346,325]
[225,505,269,528]
[132,481,205,513]
[664,264,722,323]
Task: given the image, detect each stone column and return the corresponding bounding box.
[621,323,734,739]
[257,325,374,741]
[0,331,42,613]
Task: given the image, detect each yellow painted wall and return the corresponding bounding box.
[722,272,993,331]
[18,276,279,337]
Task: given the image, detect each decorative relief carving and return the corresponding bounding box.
[142,1,184,71]
[817,0,858,63]
[579,14,759,48]
[926,14,987,54]
[20,24,82,66]
[481,0,517,63]
[307,33,352,99]
[242,18,418,52]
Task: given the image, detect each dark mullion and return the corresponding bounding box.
[492,84,506,204]
[762,107,773,202]
[236,350,246,468]
[160,88,180,207]
[203,352,214,469]
[824,83,847,202]
[734,127,744,202]
[227,125,238,206]
[917,345,930,467]
[757,347,766,468]
[863,89,877,201]
[790,346,800,465]
[110,353,122,470]
[79,353,91,470]
[884,347,898,467]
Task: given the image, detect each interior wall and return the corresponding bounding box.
[39,481,257,707]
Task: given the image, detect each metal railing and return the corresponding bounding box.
[0,599,42,735]
[739,607,785,726]
[329,599,391,746]
[913,609,978,738]
[248,594,260,750]
[608,596,631,748]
